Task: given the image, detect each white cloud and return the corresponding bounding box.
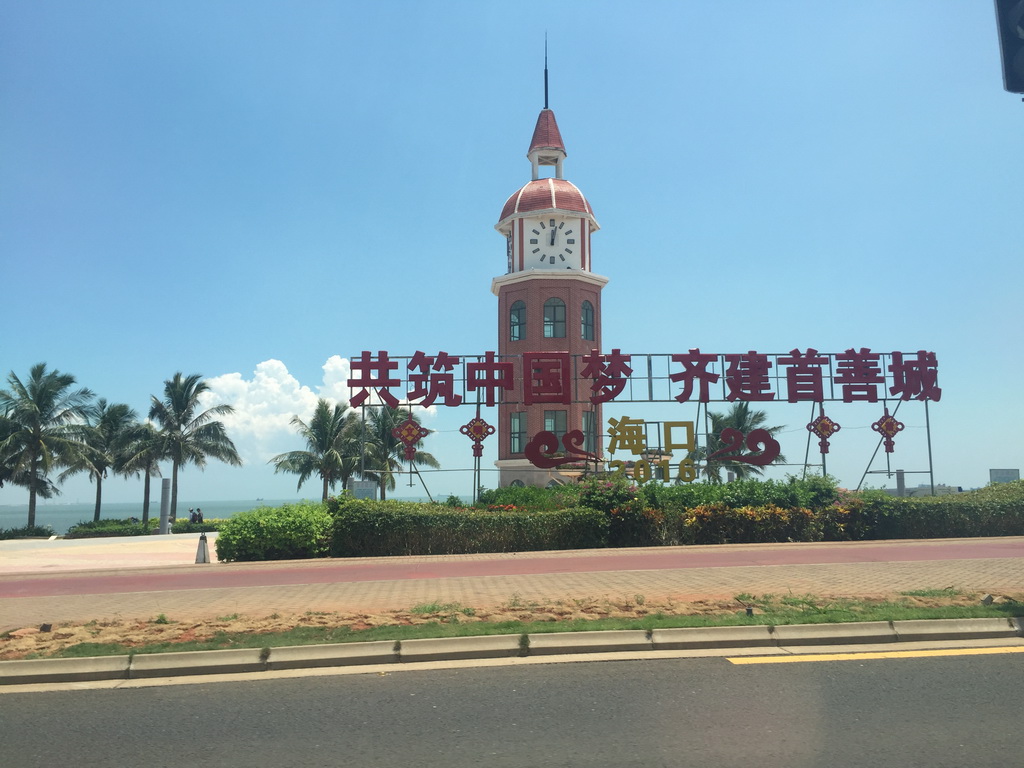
[198,355,440,467]
[318,355,352,403]
[201,358,352,464]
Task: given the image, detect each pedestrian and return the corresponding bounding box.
[189,508,197,524]
[196,508,204,524]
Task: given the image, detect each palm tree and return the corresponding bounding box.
[117,421,165,524]
[65,399,139,522]
[270,398,360,501]
[689,401,786,484]
[0,364,95,527]
[148,373,242,521]
[359,406,440,500]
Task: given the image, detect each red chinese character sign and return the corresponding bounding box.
[872,407,905,453]
[460,416,495,458]
[344,348,940,483]
[347,348,940,408]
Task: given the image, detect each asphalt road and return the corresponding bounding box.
[2,651,1021,767]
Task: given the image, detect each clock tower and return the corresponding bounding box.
[492,104,608,487]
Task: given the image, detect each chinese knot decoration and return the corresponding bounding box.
[871,407,905,453]
[460,416,495,458]
[392,416,429,461]
[807,406,842,454]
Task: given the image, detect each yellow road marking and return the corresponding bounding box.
[728,646,1024,664]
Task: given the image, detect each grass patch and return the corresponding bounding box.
[43,594,1023,660]
[410,602,475,617]
[900,587,963,598]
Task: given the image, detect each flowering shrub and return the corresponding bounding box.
[672,503,820,545]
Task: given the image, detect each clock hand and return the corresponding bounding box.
[550,228,556,246]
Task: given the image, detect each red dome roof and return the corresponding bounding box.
[498,178,595,223]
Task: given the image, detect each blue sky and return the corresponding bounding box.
[2,1,1022,510]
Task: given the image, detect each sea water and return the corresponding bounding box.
[0,499,309,535]
[0,495,431,535]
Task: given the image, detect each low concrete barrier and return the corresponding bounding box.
[774,621,898,646]
[527,629,651,656]
[400,634,523,662]
[892,618,1021,643]
[268,641,397,671]
[3,618,1022,685]
[0,655,129,685]
[129,648,266,679]
[651,625,774,650]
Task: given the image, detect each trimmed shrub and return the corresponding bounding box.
[0,524,56,540]
[221,480,1024,560]
[476,483,581,511]
[171,518,225,534]
[575,476,662,547]
[330,499,608,557]
[215,503,332,562]
[64,518,160,538]
[643,475,841,513]
[675,503,822,545]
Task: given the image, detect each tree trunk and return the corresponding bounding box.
[321,475,329,502]
[27,453,38,528]
[142,473,151,524]
[170,461,179,522]
[93,476,102,522]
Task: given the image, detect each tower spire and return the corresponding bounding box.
[544,36,549,110]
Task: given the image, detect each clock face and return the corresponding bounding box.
[527,217,578,268]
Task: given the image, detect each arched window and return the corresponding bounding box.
[581,300,594,340]
[543,298,566,338]
[509,479,525,488]
[510,301,526,341]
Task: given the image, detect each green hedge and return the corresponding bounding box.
[64,518,160,538]
[214,502,332,562]
[209,480,1024,561]
[642,475,841,512]
[0,524,56,540]
[836,483,1024,540]
[330,497,607,557]
[171,518,225,534]
[476,483,582,511]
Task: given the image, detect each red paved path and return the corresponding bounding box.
[2,536,1022,630]
[3,537,1022,599]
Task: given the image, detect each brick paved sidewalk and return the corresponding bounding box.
[2,535,1022,631]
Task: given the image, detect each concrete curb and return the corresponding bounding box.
[267,640,397,670]
[3,617,1022,686]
